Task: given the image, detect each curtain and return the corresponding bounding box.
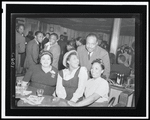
[119,36,135,48]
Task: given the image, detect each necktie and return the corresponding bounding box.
[88,52,91,60]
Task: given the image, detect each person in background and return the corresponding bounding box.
[19,31,35,74]
[63,32,68,42]
[109,53,116,65]
[122,47,132,67]
[22,50,58,95]
[77,33,110,80]
[41,32,50,50]
[25,31,34,43]
[75,37,85,48]
[100,40,109,52]
[45,33,61,69]
[24,31,43,71]
[56,50,88,103]
[15,24,26,74]
[116,48,124,64]
[66,40,77,51]
[110,54,131,79]
[58,34,67,70]
[68,58,109,107]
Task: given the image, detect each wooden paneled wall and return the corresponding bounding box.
[17,18,134,48]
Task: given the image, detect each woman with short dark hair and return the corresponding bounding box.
[22,50,58,95]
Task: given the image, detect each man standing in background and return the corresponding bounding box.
[77,33,110,80]
[24,31,43,71]
[48,33,61,69]
[15,24,26,74]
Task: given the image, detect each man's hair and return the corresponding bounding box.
[60,34,64,38]
[50,32,58,39]
[86,33,98,41]
[119,54,126,63]
[16,24,25,30]
[46,32,50,36]
[28,31,33,36]
[35,31,43,36]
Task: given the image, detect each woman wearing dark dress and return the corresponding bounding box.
[55,50,88,103]
[22,50,58,96]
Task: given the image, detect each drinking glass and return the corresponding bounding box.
[16,79,22,87]
[36,89,44,99]
[16,79,22,93]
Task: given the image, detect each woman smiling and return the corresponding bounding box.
[22,50,58,96]
[68,58,109,107]
[55,50,88,103]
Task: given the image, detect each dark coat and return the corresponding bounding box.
[24,39,39,69]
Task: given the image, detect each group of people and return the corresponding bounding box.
[16,25,110,106]
[16,23,134,107]
[109,43,135,81]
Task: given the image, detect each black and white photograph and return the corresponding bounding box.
[2,1,148,119]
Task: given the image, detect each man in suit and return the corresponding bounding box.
[24,31,43,71]
[77,33,110,80]
[48,33,61,69]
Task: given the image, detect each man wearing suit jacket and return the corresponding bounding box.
[77,33,110,80]
[24,31,43,70]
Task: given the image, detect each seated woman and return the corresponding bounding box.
[21,50,58,96]
[55,50,88,103]
[67,58,109,107]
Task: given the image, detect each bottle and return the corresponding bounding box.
[119,74,122,85]
[121,74,124,85]
[116,73,120,85]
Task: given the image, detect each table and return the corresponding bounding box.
[16,86,70,107]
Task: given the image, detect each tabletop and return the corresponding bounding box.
[16,86,70,107]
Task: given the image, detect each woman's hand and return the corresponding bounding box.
[21,81,28,86]
[67,101,77,106]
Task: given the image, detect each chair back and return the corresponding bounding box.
[107,80,116,107]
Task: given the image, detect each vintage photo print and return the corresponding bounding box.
[2,1,148,119]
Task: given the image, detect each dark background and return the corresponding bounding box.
[5,3,147,117]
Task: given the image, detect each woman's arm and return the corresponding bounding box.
[68,79,109,107]
[55,73,66,99]
[23,66,33,82]
[68,93,101,107]
[22,65,34,83]
[70,67,88,102]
